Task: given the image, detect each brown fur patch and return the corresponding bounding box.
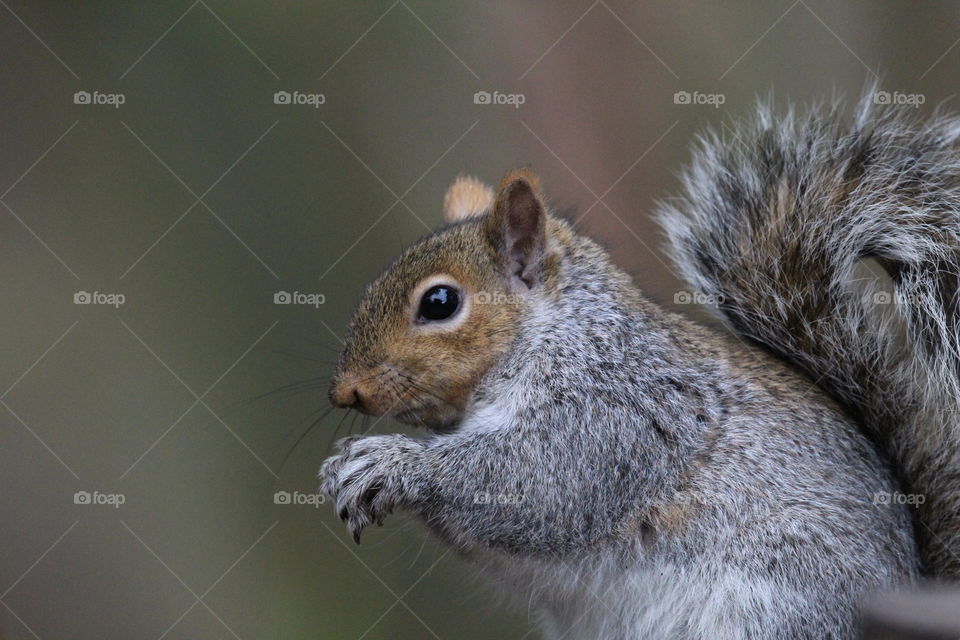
[650,499,695,533]
[332,218,524,428]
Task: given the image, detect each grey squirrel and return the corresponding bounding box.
[320,93,960,639]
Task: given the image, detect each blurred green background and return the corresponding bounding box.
[1,2,958,638]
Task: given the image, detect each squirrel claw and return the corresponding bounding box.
[320,434,419,544]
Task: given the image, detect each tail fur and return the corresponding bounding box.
[659,93,960,577]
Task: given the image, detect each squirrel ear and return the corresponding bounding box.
[486,168,547,289]
[443,175,494,223]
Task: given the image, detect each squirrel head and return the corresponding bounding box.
[329,169,557,430]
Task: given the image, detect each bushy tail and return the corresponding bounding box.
[658,94,960,577]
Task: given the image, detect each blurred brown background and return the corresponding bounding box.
[1,2,958,638]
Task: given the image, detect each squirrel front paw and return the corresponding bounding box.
[320,434,422,543]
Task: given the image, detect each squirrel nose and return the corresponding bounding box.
[329,380,368,412]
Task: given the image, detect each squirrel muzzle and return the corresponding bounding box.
[328,373,377,415]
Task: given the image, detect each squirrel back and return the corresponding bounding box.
[658,93,960,577]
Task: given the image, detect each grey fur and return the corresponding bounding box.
[659,92,960,577]
[319,95,950,638]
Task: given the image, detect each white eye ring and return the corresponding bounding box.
[409,274,471,331]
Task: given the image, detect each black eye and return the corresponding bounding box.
[418,285,460,322]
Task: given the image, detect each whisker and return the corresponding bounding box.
[192,376,333,441]
[267,348,338,365]
[325,409,354,457]
[253,376,330,400]
[408,526,431,569]
[348,411,360,436]
[350,411,363,433]
[278,404,337,473]
[360,415,372,436]
[302,337,344,355]
[392,379,434,431]
[397,373,451,407]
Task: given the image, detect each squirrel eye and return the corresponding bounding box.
[418,285,460,322]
